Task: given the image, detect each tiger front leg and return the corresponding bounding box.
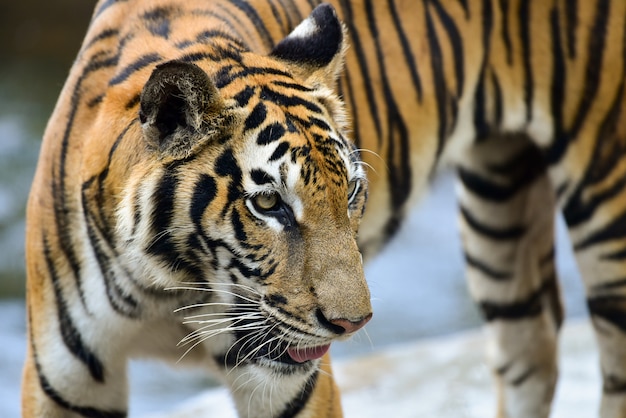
[455,137,563,418]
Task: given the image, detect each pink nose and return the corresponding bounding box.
[329,313,373,334]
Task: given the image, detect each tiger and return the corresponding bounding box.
[22,2,373,418]
[21,0,626,417]
[337,1,625,417]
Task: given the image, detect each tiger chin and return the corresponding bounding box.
[22,2,371,417]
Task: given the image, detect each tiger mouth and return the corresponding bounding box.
[251,339,331,365]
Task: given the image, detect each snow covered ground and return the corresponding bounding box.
[145,321,601,418]
[1,173,596,417]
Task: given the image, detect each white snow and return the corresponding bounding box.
[143,322,601,418]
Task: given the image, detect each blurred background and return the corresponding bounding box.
[0,1,589,417]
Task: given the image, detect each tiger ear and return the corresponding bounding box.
[270,3,347,89]
[139,61,227,160]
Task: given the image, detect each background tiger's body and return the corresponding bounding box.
[23,0,626,417]
[334,1,625,417]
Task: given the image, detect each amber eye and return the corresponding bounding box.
[253,192,280,211]
[347,179,359,202]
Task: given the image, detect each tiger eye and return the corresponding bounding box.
[254,193,279,211]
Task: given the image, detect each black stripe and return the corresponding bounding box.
[337,0,383,141]
[562,82,626,229]
[570,0,610,138]
[498,0,513,65]
[142,6,172,39]
[591,277,626,292]
[518,0,533,121]
[266,0,285,32]
[588,294,626,332]
[34,357,125,418]
[491,71,503,127]
[88,94,105,108]
[476,0,495,133]
[431,0,464,97]
[195,29,248,50]
[273,0,294,30]
[272,80,314,92]
[84,28,119,51]
[511,367,536,386]
[458,168,519,202]
[388,0,423,102]
[257,122,286,145]
[276,0,303,28]
[215,65,292,89]
[574,210,626,252]
[602,245,626,261]
[42,236,105,382]
[244,102,268,132]
[584,80,626,184]
[424,1,449,160]
[361,2,413,223]
[147,169,177,257]
[55,55,120,313]
[230,0,275,49]
[233,85,256,107]
[190,9,249,46]
[250,169,275,185]
[479,280,550,321]
[603,374,626,394]
[261,86,323,113]
[122,92,139,109]
[473,70,489,141]
[460,205,526,240]
[545,6,568,166]
[215,149,243,217]
[231,209,248,243]
[190,174,218,227]
[93,0,128,20]
[464,252,512,280]
[278,370,319,418]
[83,208,141,318]
[564,0,578,59]
[87,121,136,246]
[109,53,161,86]
[456,0,469,18]
[563,173,626,230]
[269,141,291,161]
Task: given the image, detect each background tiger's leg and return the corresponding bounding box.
[455,136,563,418]
[563,166,626,416]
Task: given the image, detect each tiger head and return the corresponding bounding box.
[115,4,372,370]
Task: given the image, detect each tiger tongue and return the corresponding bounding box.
[287,344,331,363]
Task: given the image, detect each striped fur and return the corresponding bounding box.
[23,2,372,417]
[334,1,625,417]
[23,0,626,417]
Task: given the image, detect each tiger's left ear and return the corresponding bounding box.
[270,3,347,89]
[139,61,229,161]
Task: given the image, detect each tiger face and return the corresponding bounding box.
[115,23,372,371]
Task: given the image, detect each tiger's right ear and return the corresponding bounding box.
[139,61,227,160]
[270,3,347,90]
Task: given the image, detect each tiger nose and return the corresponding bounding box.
[329,313,373,334]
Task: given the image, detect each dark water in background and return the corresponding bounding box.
[0,0,93,296]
